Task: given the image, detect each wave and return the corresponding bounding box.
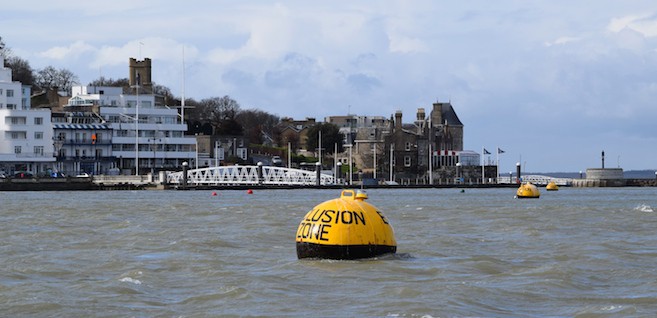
[634,204,654,213]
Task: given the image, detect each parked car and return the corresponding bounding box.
[271,156,283,166]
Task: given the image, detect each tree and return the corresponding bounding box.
[235,109,280,144]
[88,77,130,87]
[196,96,243,135]
[0,36,11,60]
[56,68,78,92]
[306,123,344,155]
[35,66,79,91]
[5,56,34,86]
[1,37,35,86]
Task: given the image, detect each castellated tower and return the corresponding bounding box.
[129,58,153,92]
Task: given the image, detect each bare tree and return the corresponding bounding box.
[196,96,242,135]
[57,68,78,92]
[35,66,59,90]
[5,56,34,86]
[88,77,130,87]
[35,66,79,91]
[0,36,11,60]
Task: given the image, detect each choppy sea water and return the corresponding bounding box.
[1,187,657,317]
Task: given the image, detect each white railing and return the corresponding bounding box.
[498,175,572,186]
[167,165,336,186]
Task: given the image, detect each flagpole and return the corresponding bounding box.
[496,146,499,183]
[481,146,485,184]
[318,130,322,166]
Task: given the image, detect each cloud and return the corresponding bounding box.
[346,73,382,93]
[608,14,657,37]
[388,34,428,53]
[264,53,321,89]
[38,41,95,60]
[544,36,581,47]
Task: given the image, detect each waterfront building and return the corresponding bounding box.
[0,58,55,176]
[67,83,196,175]
[325,114,391,174]
[277,117,317,154]
[383,101,488,183]
[51,110,113,175]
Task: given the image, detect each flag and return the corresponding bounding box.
[497,148,505,154]
[483,148,491,155]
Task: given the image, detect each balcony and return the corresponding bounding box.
[59,156,116,162]
[63,139,112,146]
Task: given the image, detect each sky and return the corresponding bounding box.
[2,1,657,173]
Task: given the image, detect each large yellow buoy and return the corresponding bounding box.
[546,181,559,191]
[516,182,540,198]
[296,190,397,260]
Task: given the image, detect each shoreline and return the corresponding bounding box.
[1,178,656,191]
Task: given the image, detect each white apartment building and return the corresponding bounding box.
[0,59,55,176]
[68,85,196,175]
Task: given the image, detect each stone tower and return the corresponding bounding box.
[129,58,152,92]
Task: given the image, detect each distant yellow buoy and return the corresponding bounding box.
[546,181,559,191]
[516,182,540,198]
[296,190,397,260]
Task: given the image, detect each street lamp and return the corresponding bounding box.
[148,136,162,176]
[456,162,462,184]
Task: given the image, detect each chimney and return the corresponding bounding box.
[431,102,444,126]
[395,110,402,130]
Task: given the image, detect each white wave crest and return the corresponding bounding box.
[635,204,654,213]
[119,277,142,285]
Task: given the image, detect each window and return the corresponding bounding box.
[0,89,3,95]
[10,132,26,139]
[34,117,43,125]
[14,146,21,154]
[405,142,411,151]
[6,89,14,97]
[404,156,411,167]
[34,146,44,156]
[7,104,16,110]
[35,132,43,139]
[9,117,26,125]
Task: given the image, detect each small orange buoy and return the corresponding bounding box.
[212,191,217,196]
[247,189,253,194]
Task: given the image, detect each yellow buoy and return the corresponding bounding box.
[516,182,540,198]
[296,190,397,260]
[546,181,559,191]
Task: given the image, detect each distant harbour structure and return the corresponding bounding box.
[573,150,626,187]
